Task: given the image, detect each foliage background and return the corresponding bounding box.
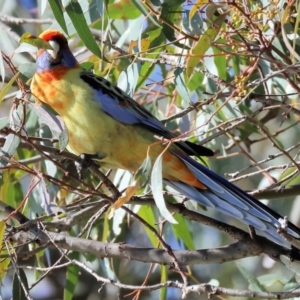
[1,0,300,299]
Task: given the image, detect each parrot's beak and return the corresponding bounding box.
[47,40,60,59]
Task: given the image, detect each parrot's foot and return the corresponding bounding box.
[75,153,100,179]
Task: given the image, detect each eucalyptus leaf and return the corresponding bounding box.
[151,149,177,224]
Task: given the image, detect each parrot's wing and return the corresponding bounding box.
[80,71,214,157]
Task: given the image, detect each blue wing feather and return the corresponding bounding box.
[81,71,213,157]
[94,90,165,129]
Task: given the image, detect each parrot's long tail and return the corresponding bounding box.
[165,155,300,246]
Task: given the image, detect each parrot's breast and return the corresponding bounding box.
[32,68,142,168]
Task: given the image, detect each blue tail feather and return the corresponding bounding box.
[166,154,300,246]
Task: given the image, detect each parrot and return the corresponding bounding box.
[30,29,300,248]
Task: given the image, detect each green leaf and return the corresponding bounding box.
[118,61,141,97]
[232,55,240,76]
[161,2,189,50]
[81,61,94,70]
[58,125,69,151]
[65,0,102,58]
[132,0,160,26]
[205,4,223,21]
[151,148,177,224]
[51,0,101,36]
[187,13,227,77]
[281,253,300,275]
[7,180,21,209]
[189,0,208,20]
[0,117,8,130]
[0,221,10,283]
[237,264,267,292]
[49,0,68,34]
[12,269,29,300]
[283,276,299,292]
[19,33,53,50]
[138,206,158,246]
[0,51,5,87]
[136,28,163,89]
[0,172,9,202]
[102,211,110,242]
[160,265,167,300]
[172,214,195,250]
[40,0,48,15]
[133,155,152,188]
[182,8,204,35]
[187,72,204,91]
[64,253,79,300]
[18,62,36,79]
[102,257,117,280]
[273,137,285,150]
[279,166,300,186]
[0,72,19,105]
[174,67,191,107]
[251,274,285,292]
[29,103,68,150]
[0,134,20,168]
[148,27,164,48]
[149,0,161,6]
[213,45,227,81]
[107,0,142,19]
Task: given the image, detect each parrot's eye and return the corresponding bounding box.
[47,40,60,59]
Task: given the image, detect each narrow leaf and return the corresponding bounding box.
[48,0,68,34]
[189,0,208,20]
[0,134,20,168]
[39,179,64,215]
[29,103,68,150]
[161,2,189,50]
[64,0,102,58]
[0,72,19,105]
[18,62,36,79]
[58,122,69,151]
[64,256,79,300]
[281,255,300,275]
[133,155,152,188]
[40,0,48,15]
[213,45,227,80]
[12,269,29,300]
[151,148,177,224]
[0,51,5,87]
[51,0,101,36]
[118,62,141,97]
[96,0,106,17]
[131,0,160,26]
[19,33,53,50]
[160,265,167,300]
[186,14,227,77]
[237,264,266,292]
[0,221,10,282]
[172,214,195,250]
[174,67,191,107]
[107,0,142,19]
[0,117,8,130]
[138,206,158,246]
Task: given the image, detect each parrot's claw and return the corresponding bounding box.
[76,153,100,179]
[80,153,99,167]
[276,217,291,241]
